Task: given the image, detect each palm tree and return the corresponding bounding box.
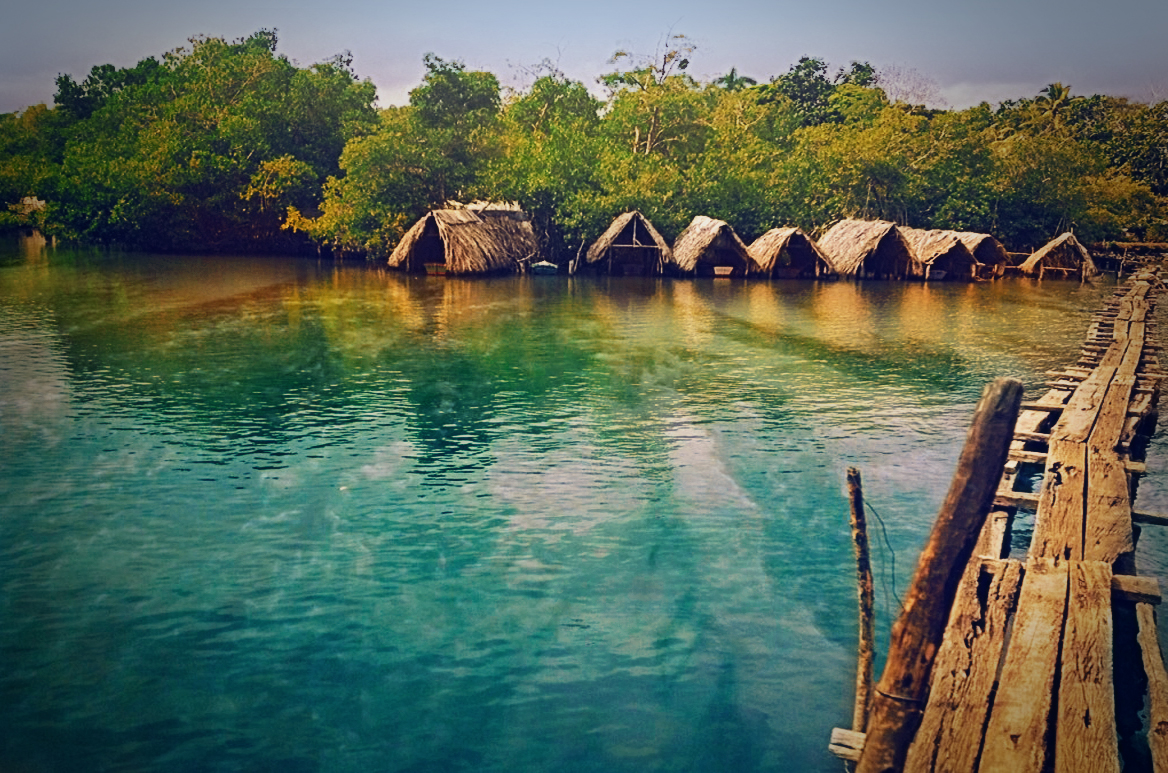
[713,67,758,92]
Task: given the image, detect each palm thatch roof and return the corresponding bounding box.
[581,210,672,276]
[747,227,833,278]
[816,219,922,279]
[900,227,978,280]
[670,216,757,277]
[387,203,538,275]
[1018,232,1099,278]
[952,231,1010,277]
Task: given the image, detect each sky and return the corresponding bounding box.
[2,0,1167,115]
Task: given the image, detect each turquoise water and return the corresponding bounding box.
[0,236,1150,772]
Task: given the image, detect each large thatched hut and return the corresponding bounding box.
[747,227,834,279]
[1018,232,1099,279]
[388,202,538,276]
[952,231,1010,279]
[816,219,921,279]
[670,216,757,277]
[578,211,672,276]
[900,227,978,281]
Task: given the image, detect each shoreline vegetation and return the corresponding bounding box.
[1,30,1165,264]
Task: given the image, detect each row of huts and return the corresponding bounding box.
[387,203,1099,281]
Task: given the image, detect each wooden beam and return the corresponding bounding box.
[856,379,1023,773]
[1056,561,1119,773]
[1113,574,1162,604]
[1136,603,1168,771]
[980,558,1069,773]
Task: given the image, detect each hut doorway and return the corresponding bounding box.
[605,219,660,276]
[413,218,446,275]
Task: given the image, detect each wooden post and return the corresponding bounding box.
[856,378,1024,773]
[848,466,876,734]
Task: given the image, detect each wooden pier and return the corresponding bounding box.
[831,271,1168,771]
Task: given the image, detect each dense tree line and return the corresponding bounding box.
[2,31,1165,256]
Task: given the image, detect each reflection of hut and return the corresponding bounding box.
[817,219,921,279]
[952,231,1010,278]
[747,227,834,278]
[670,216,756,277]
[1018,232,1099,279]
[388,202,538,276]
[900,227,978,281]
[579,211,672,276]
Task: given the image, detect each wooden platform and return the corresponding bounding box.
[832,272,1168,771]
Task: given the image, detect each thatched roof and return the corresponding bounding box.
[747,227,833,277]
[388,205,538,275]
[1018,232,1099,278]
[585,210,672,265]
[952,231,1010,270]
[670,216,756,276]
[816,219,921,278]
[900,227,978,280]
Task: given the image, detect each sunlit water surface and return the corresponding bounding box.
[2,236,1165,772]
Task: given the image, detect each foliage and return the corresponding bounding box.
[1,32,1164,255]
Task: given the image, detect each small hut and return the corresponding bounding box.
[816,219,921,280]
[579,211,672,276]
[900,227,978,281]
[952,231,1010,279]
[1018,232,1099,279]
[747,227,834,279]
[388,202,538,276]
[670,216,757,277]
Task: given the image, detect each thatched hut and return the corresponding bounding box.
[670,216,757,277]
[388,202,538,276]
[952,231,1010,279]
[579,211,672,276]
[1018,232,1099,279]
[900,227,978,281]
[747,227,834,279]
[816,219,922,279]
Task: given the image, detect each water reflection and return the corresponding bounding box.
[1,241,1134,773]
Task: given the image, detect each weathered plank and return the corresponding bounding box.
[829,727,864,762]
[1137,603,1168,772]
[903,560,1024,773]
[1055,561,1118,773]
[980,558,1069,773]
[1085,450,1134,562]
[1031,438,1087,561]
[1112,574,1162,604]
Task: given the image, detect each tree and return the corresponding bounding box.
[712,68,758,92]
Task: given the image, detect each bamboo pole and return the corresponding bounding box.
[856,378,1024,773]
[848,466,875,734]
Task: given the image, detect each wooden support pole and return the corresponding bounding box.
[848,467,876,734]
[856,378,1024,773]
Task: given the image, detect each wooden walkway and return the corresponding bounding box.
[832,271,1168,771]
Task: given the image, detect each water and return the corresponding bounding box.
[0,235,1158,772]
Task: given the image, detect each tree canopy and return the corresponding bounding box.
[2,32,1165,255]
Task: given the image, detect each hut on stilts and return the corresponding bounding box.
[952,231,1010,279]
[747,227,834,279]
[816,219,922,280]
[1018,232,1100,279]
[900,227,979,281]
[388,202,539,276]
[578,211,672,276]
[670,216,757,277]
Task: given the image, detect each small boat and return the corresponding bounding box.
[424,262,446,276]
[531,261,559,275]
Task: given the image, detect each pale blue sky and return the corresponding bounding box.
[3,0,1166,114]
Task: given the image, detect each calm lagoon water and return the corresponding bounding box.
[1,235,1164,772]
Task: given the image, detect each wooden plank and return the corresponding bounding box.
[1031,438,1087,561]
[1020,402,1065,413]
[903,560,1024,773]
[1056,561,1119,773]
[1137,603,1168,772]
[1113,574,1162,604]
[981,559,1069,773]
[1133,511,1168,527]
[1085,450,1134,562]
[995,490,1040,509]
[1014,431,1052,443]
[1058,367,1117,443]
